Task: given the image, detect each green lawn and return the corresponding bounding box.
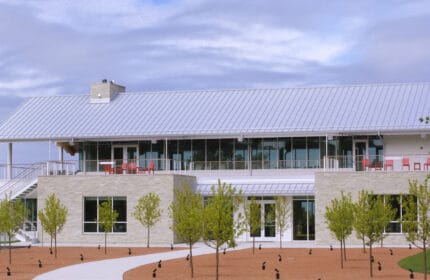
[399,249,430,274]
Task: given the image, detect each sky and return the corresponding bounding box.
[1,0,430,163]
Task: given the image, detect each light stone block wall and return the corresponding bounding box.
[315,171,429,246]
[37,174,195,245]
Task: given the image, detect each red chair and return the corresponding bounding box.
[424,158,430,171]
[402,158,410,170]
[362,159,370,171]
[385,160,394,171]
[148,161,155,174]
[128,162,137,174]
[121,163,128,174]
[104,164,114,174]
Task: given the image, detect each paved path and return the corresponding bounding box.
[33,243,252,280]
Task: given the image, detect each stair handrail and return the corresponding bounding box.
[0,162,46,199]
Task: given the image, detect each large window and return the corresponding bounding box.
[83,196,127,233]
[293,196,315,240]
[381,194,414,234]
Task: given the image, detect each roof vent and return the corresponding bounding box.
[90,80,125,103]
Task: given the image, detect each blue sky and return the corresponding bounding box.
[1,0,430,163]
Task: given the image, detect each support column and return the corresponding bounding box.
[59,146,64,174]
[7,142,12,180]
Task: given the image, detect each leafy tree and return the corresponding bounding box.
[38,193,68,258]
[402,176,430,280]
[98,199,119,255]
[325,192,354,269]
[274,196,290,249]
[132,192,162,248]
[169,184,203,278]
[202,180,244,280]
[353,191,368,253]
[0,197,25,264]
[354,190,395,277]
[243,197,261,254]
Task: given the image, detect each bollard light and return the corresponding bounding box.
[98,244,101,250]
[6,267,11,276]
[377,261,382,271]
[28,244,32,249]
[275,268,280,280]
[409,268,414,279]
[38,259,42,268]
[128,248,132,255]
[409,244,412,249]
[80,254,84,261]
[330,245,333,251]
[49,248,53,255]
[278,254,282,262]
[259,244,262,250]
[262,261,266,270]
[309,249,312,255]
[389,249,393,255]
[186,254,190,261]
[152,268,157,278]
[158,260,162,268]
[170,244,174,250]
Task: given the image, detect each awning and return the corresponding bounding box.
[195,183,314,196]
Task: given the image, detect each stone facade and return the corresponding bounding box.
[315,171,429,246]
[36,174,195,245]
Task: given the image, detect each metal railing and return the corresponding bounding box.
[0,163,46,199]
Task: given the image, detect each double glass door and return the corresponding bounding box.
[353,140,368,171]
[250,202,276,239]
[113,145,138,167]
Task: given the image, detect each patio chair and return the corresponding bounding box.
[402,158,410,170]
[362,159,371,171]
[128,162,137,174]
[384,159,394,171]
[424,158,430,171]
[148,161,155,174]
[104,164,114,174]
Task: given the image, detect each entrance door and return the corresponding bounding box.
[113,145,138,167]
[263,203,276,237]
[353,140,368,171]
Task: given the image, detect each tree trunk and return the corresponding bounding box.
[252,236,255,255]
[216,247,219,280]
[362,236,366,253]
[343,239,347,261]
[104,232,107,255]
[369,243,373,278]
[340,240,343,269]
[8,233,12,265]
[54,230,57,258]
[147,226,150,248]
[279,230,282,249]
[189,243,194,278]
[424,240,427,280]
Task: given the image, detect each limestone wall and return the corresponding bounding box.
[36,174,195,245]
[315,171,429,246]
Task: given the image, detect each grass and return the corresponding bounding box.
[399,249,430,274]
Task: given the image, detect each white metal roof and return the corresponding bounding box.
[195,183,314,196]
[0,83,429,141]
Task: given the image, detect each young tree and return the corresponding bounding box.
[169,184,204,278]
[132,192,162,248]
[98,199,119,255]
[202,180,244,280]
[325,192,354,269]
[274,196,290,249]
[0,197,25,264]
[354,190,395,278]
[353,191,368,253]
[402,176,430,280]
[243,197,261,254]
[38,193,68,258]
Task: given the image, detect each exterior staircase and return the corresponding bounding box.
[0,163,46,199]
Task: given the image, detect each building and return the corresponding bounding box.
[0,80,429,246]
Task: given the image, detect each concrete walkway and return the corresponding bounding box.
[33,243,252,280]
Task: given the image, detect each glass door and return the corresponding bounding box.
[353,140,368,171]
[264,203,276,237]
[113,145,138,170]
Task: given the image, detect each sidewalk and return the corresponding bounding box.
[33,243,252,280]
